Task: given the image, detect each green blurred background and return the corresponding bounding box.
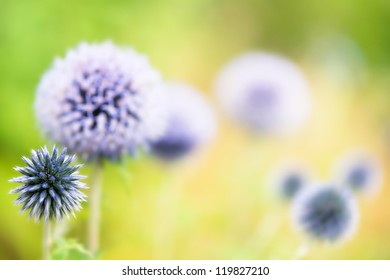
[1,0,390,259]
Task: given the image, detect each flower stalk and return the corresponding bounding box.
[42,220,52,260]
[88,160,103,255]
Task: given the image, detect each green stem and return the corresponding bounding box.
[88,160,103,255]
[42,220,52,260]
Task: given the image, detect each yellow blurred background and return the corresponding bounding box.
[0,0,389,259]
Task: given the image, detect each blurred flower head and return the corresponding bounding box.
[9,146,87,221]
[149,82,217,161]
[292,184,359,243]
[270,162,312,200]
[335,150,383,197]
[281,173,305,199]
[215,52,312,135]
[36,41,166,161]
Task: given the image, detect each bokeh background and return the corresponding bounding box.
[1,0,390,259]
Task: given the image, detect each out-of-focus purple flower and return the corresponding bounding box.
[281,174,305,199]
[270,162,311,200]
[215,53,312,135]
[279,169,309,200]
[292,184,359,243]
[9,146,87,221]
[335,150,383,196]
[149,82,217,161]
[35,41,166,161]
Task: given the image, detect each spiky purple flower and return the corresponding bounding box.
[9,146,87,221]
[215,53,312,135]
[293,185,359,242]
[149,82,216,161]
[35,41,166,161]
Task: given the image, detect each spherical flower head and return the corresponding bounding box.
[149,82,217,161]
[9,146,87,221]
[215,52,312,135]
[268,161,311,201]
[292,184,359,243]
[308,34,366,89]
[35,41,166,161]
[335,150,383,197]
[278,169,308,200]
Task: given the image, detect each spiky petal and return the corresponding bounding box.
[9,146,87,221]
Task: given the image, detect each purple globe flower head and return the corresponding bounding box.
[9,146,87,221]
[268,161,312,201]
[292,184,359,243]
[215,52,312,135]
[35,41,166,161]
[277,165,311,201]
[335,150,383,197]
[281,174,305,199]
[149,82,217,161]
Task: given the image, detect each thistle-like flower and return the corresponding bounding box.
[335,150,383,196]
[149,82,217,161]
[215,53,312,135]
[9,146,87,221]
[292,185,359,242]
[35,41,166,161]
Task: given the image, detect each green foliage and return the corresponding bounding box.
[51,238,95,260]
